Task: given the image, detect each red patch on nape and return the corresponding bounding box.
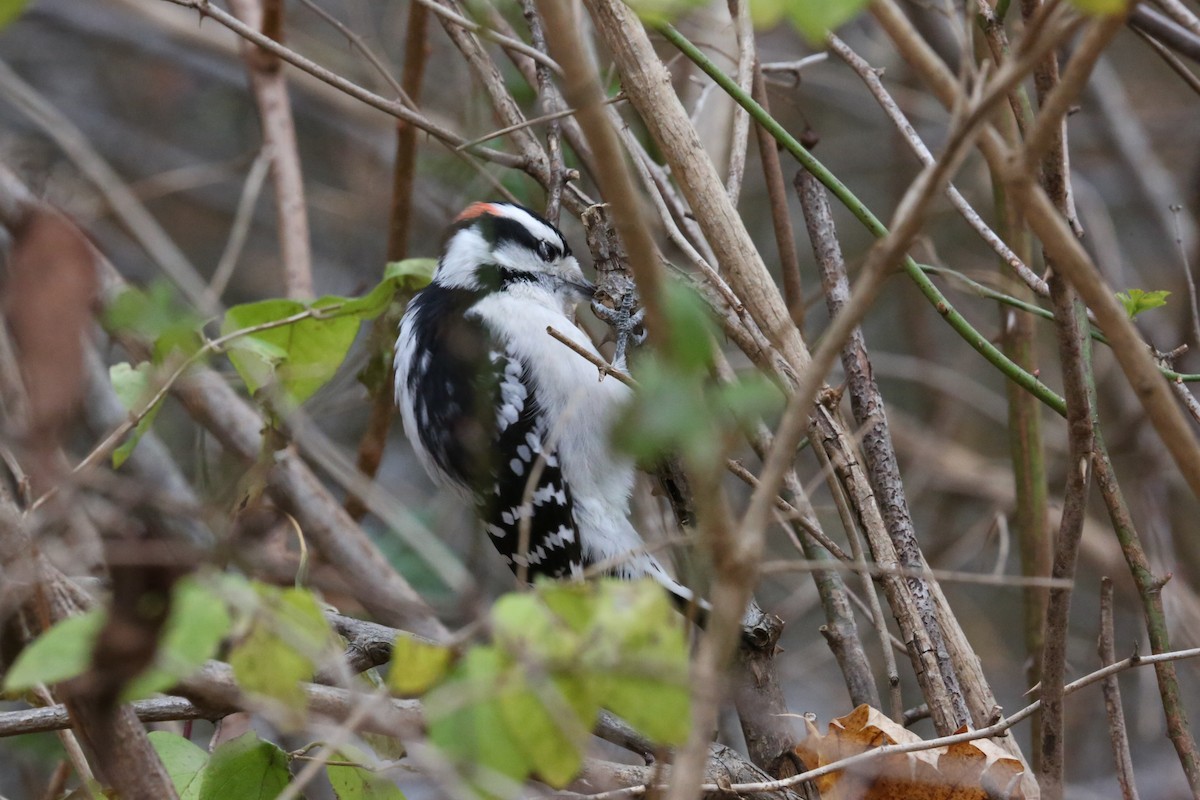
[455,202,501,222]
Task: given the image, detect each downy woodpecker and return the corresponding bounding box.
[394,202,701,608]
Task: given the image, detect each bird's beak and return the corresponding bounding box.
[567,277,596,299]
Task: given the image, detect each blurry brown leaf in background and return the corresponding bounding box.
[1,206,96,487]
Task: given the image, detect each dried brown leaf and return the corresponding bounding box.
[795,705,1027,800]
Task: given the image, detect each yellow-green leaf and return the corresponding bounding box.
[0,0,28,28]
[327,745,406,800]
[386,636,453,696]
[1116,288,1170,320]
[495,670,587,788]
[1068,0,1128,14]
[221,297,360,407]
[228,585,333,710]
[787,0,870,43]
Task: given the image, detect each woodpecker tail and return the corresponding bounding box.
[644,563,711,628]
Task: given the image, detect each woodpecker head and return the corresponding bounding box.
[432,202,592,300]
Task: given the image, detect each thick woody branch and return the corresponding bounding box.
[798,169,969,732]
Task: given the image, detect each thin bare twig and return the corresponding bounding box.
[799,166,971,732]
[870,3,1200,789]
[0,57,215,315]
[750,63,804,330]
[1098,577,1141,800]
[805,438,883,711]
[159,0,526,169]
[454,95,627,151]
[826,35,1049,298]
[1092,437,1200,793]
[1150,0,1200,39]
[540,0,668,336]
[724,0,753,204]
[414,0,560,74]
[294,0,409,101]
[1130,26,1200,97]
[1019,7,1099,797]
[206,147,272,306]
[1130,5,1200,64]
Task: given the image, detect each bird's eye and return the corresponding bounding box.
[535,240,556,263]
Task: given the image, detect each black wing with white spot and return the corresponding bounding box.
[401,283,582,580]
[402,283,494,487]
[481,349,582,580]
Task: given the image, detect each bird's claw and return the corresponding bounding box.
[592,292,644,373]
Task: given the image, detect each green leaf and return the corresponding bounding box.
[614,357,712,464]
[327,746,406,800]
[661,280,717,373]
[219,259,433,407]
[123,577,233,701]
[386,635,453,696]
[228,585,333,710]
[1068,0,1128,14]
[149,731,208,800]
[711,373,783,428]
[384,257,437,287]
[109,362,166,468]
[3,610,104,692]
[786,0,870,42]
[587,581,691,745]
[420,581,692,792]
[601,673,691,744]
[425,647,531,785]
[1116,288,1170,320]
[104,282,203,363]
[199,732,291,800]
[0,0,28,28]
[338,259,436,320]
[221,297,361,406]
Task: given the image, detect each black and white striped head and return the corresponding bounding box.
[433,202,592,298]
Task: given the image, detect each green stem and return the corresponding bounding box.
[658,23,1200,405]
[922,270,1200,381]
[658,23,1065,417]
